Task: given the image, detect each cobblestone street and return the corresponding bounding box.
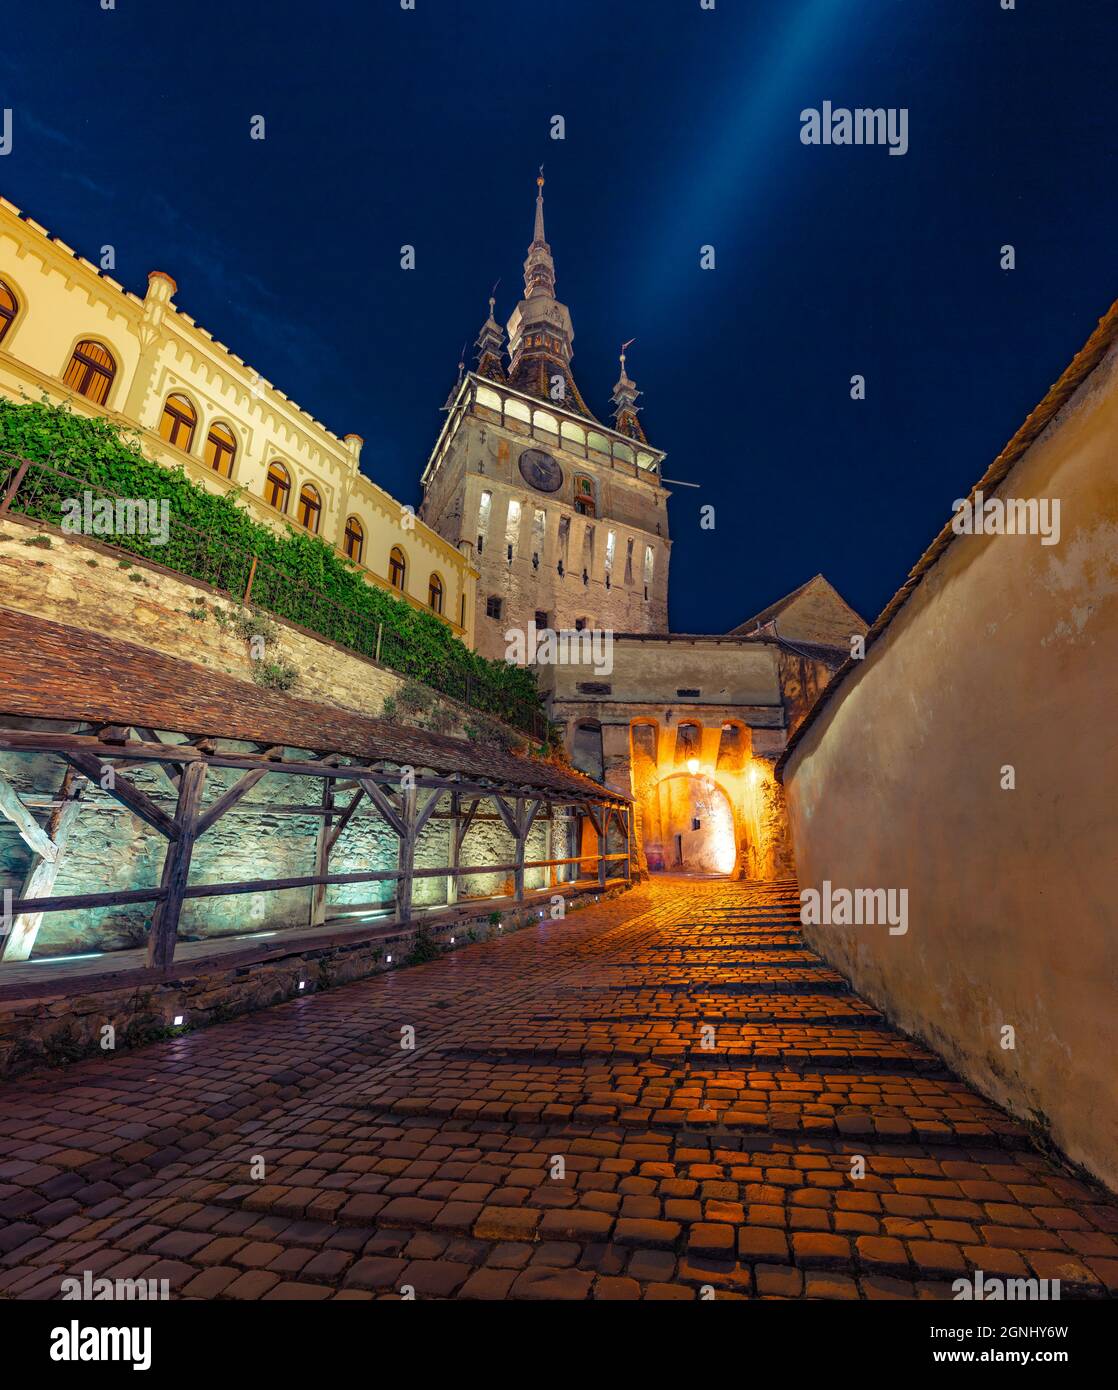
[1,879,1115,1301]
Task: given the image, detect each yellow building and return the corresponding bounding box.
[0,195,476,645]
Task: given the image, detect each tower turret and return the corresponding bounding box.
[611,339,647,442]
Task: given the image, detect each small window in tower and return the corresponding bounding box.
[625,538,634,585]
[573,474,596,518]
[531,508,546,569]
[643,544,654,599]
[561,420,586,453]
[477,488,492,554]
[504,498,521,562]
[574,616,588,632]
[534,610,549,629]
[604,529,616,588]
[486,595,503,620]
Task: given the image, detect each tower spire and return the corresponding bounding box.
[611,338,647,442]
[524,165,556,300]
[474,282,507,382]
[506,170,596,418]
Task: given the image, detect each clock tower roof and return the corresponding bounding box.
[505,171,598,422]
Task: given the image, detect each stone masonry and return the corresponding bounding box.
[0,879,1113,1301]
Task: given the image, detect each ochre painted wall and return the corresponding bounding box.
[782,342,1118,1189]
[0,196,476,645]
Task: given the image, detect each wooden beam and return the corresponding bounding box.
[447,795,481,907]
[0,770,85,962]
[491,793,520,841]
[0,730,632,810]
[513,798,543,902]
[309,776,334,927]
[325,788,364,851]
[414,786,444,840]
[396,782,417,923]
[147,761,207,969]
[0,770,57,861]
[355,777,407,838]
[195,767,271,837]
[63,752,178,840]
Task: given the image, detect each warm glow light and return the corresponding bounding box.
[686,757,700,775]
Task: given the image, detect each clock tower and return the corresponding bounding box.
[419,175,671,662]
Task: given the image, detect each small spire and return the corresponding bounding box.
[441,340,468,410]
[533,165,546,245]
[474,283,507,382]
[611,338,647,442]
[523,165,556,300]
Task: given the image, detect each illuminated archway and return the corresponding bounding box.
[650,772,737,876]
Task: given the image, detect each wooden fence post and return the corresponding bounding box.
[147,761,207,970]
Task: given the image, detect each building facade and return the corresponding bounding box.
[420,176,670,661]
[419,177,867,881]
[540,581,864,882]
[0,195,477,645]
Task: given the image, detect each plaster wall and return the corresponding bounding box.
[782,344,1118,1188]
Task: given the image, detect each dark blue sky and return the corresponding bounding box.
[3,0,1115,630]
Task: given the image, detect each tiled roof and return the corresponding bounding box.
[0,609,625,803]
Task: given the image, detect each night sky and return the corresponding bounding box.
[3,0,1115,631]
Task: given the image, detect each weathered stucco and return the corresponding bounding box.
[781,341,1118,1189]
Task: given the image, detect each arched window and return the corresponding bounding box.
[297,483,321,533]
[388,546,406,590]
[428,572,444,614]
[264,461,291,513]
[343,515,364,563]
[62,340,116,405]
[204,421,236,477]
[573,474,596,517]
[675,721,702,767]
[0,279,17,344]
[159,393,197,451]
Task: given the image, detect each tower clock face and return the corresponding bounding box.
[519,448,563,493]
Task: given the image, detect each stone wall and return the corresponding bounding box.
[0,518,566,957]
[781,338,1118,1190]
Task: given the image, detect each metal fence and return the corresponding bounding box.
[0,451,549,740]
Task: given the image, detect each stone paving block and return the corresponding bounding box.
[0,880,1114,1305]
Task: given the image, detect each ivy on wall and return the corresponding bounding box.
[0,398,542,726]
